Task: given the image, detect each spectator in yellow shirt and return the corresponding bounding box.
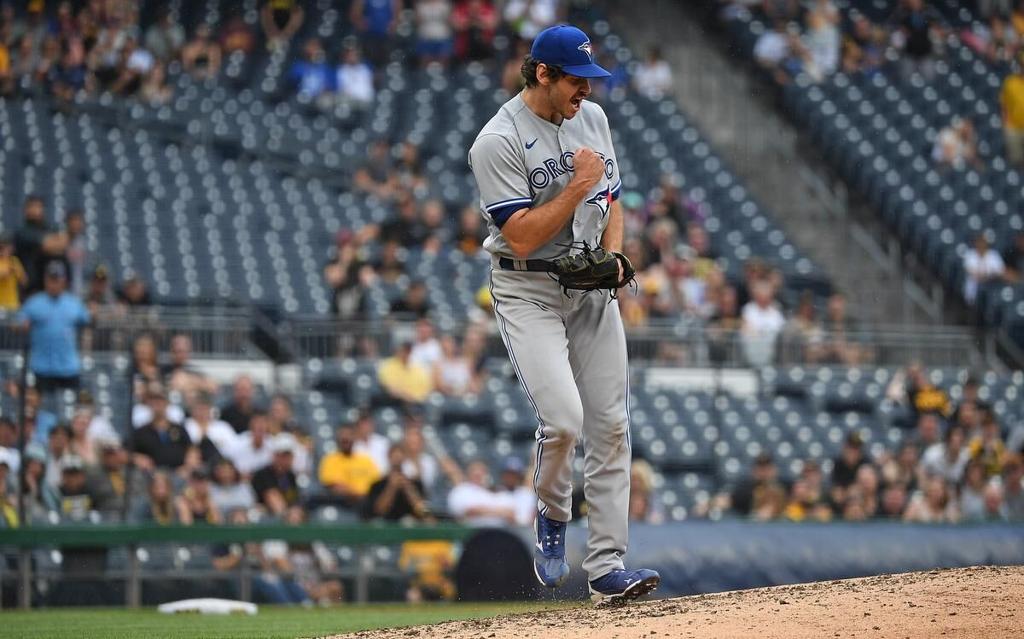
[317,424,380,509]
[0,40,11,97]
[0,234,28,311]
[1001,60,1024,166]
[378,341,433,404]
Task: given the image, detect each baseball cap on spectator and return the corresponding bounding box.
[91,264,109,281]
[271,434,296,455]
[61,455,86,473]
[531,25,610,79]
[844,432,863,448]
[675,244,697,261]
[502,456,525,475]
[190,468,209,481]
[45,261,67,280]
[24,442,47,463]
[93,435,122,451]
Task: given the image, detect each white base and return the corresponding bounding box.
[157,598,258,615]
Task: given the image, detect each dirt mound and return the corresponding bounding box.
[334,565,1023,639]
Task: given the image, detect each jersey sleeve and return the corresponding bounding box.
[468,133,532,229]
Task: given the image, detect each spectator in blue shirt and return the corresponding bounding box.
[351,0,401,68]
[17,261,90,394]
[289,38,333,108]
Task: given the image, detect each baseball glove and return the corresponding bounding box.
[552,243,636,295]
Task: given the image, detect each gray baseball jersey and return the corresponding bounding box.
[468,93,632,582]
[468,93,622,260]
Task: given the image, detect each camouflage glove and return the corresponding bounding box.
[552,244,636,293]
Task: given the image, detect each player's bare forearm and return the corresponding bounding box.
[501,179,592,257]
[601,200,624,253]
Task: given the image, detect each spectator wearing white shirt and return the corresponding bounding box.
[113,37,154,96]
[335,45,375,108]
[414,0,453,67]
[185,392,238,465]
[447,460,520,526]
[920,425,968,484]
[433,334,480,397]
[76,393,118,445]
[741,280,786,367]
[132,389,187,428]
[963,234,1005,303]
[144,9,186,62]
[400,418,439,491]
[803,7,840,80]
[409,318,443,372]
[932,117,981,170]
[268,394,313,480]
[227,412,274,477]
[754,20,790,68]
[352,410,391,473]
[810,0,840,24]
[209,457,256,515]
[0,418,20,474]
[633,46,673,99]
[502,0,559,40]
[494,456,535,526]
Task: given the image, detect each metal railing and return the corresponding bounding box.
[0,522,473,609]
[0,305,261,358]
[0,305,994,368]
[282,317,988,368]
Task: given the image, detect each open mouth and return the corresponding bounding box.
[570,96,583,112]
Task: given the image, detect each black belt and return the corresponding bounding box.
[497,257,557,272]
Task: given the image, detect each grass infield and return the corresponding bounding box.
[1,601,574,639]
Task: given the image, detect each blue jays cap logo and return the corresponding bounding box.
[531,25,611,78]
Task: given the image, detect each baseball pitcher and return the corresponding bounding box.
[468,24,659,605]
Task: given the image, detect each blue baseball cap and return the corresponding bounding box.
[530,25,610,79]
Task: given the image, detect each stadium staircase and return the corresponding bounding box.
[607,0,954,330]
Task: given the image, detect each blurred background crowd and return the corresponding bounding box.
[0,0,1023,605]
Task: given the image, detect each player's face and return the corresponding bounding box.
[548,72,591,120]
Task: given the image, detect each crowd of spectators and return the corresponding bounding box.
[714,0,1024,321]
[678,364,1024,524]
[6,1,880,371]
[0,319,549,602]
[727,0,1024,169]
[737,0,950,84]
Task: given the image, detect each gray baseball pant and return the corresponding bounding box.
[489,267,631,581]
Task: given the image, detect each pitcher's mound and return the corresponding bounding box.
[336,565,1023,639]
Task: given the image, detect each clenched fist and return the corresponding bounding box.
[572,147,604,190]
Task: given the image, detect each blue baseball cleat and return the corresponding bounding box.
[588,568,661,606]
[533,511,570,588]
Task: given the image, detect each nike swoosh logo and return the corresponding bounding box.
[525,138,538,149]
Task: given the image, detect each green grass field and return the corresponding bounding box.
[0,602,574,639]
